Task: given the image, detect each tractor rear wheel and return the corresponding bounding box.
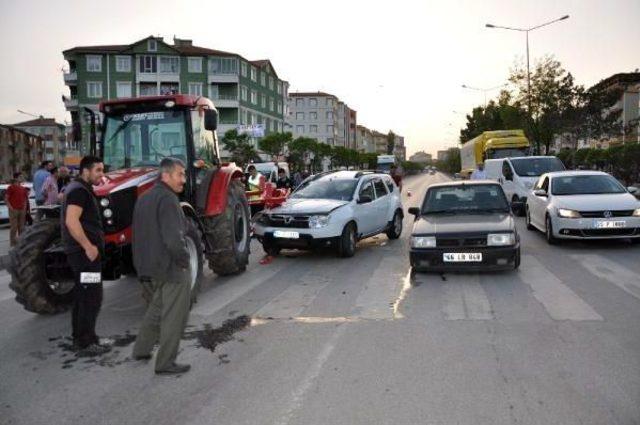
[204,180,250,275]
[9,219,75,314]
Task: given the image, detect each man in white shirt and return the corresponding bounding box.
[470,163,487,180]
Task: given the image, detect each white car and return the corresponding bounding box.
[485,156,565,215]
[525,171,640,244]
[253,170,404,257]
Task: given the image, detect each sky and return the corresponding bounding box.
[0,0,638,157]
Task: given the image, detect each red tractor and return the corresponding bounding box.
[9,95,251,314]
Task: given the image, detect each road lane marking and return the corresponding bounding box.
[255,274,333,319]
[441,274,494,320]
[571,254,640,301]
[520,255,602,321]
[351,255,408,319]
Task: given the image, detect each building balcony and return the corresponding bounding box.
[63,95,78,109]
[208,73,239,84]
[63,71,77,84]
[211,93,239,108]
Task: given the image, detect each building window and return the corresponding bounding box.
[139,56,157,73]
[260,73,266,87]
[296,112,304,120]
[326,111,333,120]
[241,86,248,101]
[309,98,317,107]
[86,55,102,72]
[188,57,202,73]
[241,62,247,77]
[327,137,334,144]
[115,56,131,72]
[269,98,275,112]
[188,82,203,96]
[87,82,103,98]
[327,125,334,133]
[261,95,266,108]
[251,90,258,104]
[296,125,305,133]
[139,83,158,96]
[160,57,180,73]
[148,39,157,52]
[249,113,256,125]
[310,112,317,120]
[295,98,304,107]
[269,77,275,91]
[326,98,333,107]
[116,82,131,98]
[209,57,238,74]
[250,67,257,81]
[310,125,318,133]
[277,101,282,114]
[277,83,282,94]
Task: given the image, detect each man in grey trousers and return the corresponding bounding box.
[131,157,192,375]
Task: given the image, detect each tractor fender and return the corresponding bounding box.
[180,202,211,253]
[204,164,245,216]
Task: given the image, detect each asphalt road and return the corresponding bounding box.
[1,172,639,425]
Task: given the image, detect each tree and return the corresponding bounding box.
[386,131,396,155]
[459,94,527,143]
[258,132,292,159]
[221,129,258,167]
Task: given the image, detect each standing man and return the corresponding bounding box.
[62,156,111,355]
[5,173,28,246]
[390,164,403,192]
[471,163,487,180]
[246,165,266,217]
[132,158,192,375]
[33,161,52,207]
[275,168,293,190]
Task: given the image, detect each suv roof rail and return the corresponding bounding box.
[354,170,376,178]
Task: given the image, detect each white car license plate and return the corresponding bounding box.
[274,230,300,239]
[443,253,483,262]
[593,220,625,229]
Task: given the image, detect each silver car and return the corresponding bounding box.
[525,171,640,244]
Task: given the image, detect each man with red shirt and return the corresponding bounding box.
[5,172,29,246]
[390,164,403,192]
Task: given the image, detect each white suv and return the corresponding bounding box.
[253,171,404,257]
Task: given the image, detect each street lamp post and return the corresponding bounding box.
[461,83,508,108]
[486,15,569,153]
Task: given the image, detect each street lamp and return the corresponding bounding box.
[486,15,570,153]
[461,83,508,107]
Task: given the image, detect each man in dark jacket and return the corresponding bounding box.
[131,157,192,375]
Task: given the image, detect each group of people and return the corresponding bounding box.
[245,163,307,217]
[59,155,194,375]
[4,160,73,247]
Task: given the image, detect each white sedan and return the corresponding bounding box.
[253,170,404,257]
[525,171,640,244]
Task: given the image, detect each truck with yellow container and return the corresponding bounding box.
[459,129,531,178]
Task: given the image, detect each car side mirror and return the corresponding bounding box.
[358,195,373,204]
[533,189,547,197]
[627,186,638,195]
[204,109,218,131]
[408,207,420,217]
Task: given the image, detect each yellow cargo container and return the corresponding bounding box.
[460,129,530,178]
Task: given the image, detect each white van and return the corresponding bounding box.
[484,156,565,215]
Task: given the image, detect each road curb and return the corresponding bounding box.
[0,254,9,271]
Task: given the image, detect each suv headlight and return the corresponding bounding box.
[557,208,581,218]
[411,236,436,248]
[633,208,640,217]
[487,233,515,246]
[309,215,330,228]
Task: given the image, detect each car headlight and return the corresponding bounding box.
[100,198,110,207]
[487,233,515,246]
[411,236,436,248]
[103,208,113,219]
[309,215,330,228]
[633,208,640,217]
[557,208,581,218]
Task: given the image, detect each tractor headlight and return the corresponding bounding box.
[557,208,581,218]
[100,198,110,208]
[103,208,113,219]
[309,215,330,228]
[487,233,515,246]
[411,236,436,248]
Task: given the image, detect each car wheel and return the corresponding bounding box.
[525,206,535,231]
[514,248,521,270]
[545,215,558,245]
[511,195,524,216]
[386,210,403,240]
[337,222,357,258]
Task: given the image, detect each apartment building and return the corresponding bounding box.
[437,150,450,161]
[591,72,640,143]
[287,92,356,147]
[393,134,406,162]
[0,125,44,182]
[62,36,289,156]
[409,151,432,164]
[372,130,388,154]
[356,125,375,153]
[11,117,67,164]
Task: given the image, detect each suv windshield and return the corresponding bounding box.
[291,178,358,201]
[102,110,188,171]
[422,184,510,214]
[551,175,627,195]
[511,157,565,177]
[487,148,529,159]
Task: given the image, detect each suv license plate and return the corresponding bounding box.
[274,230,300,239]
[443,253,483,262]
[593,220,625,229]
